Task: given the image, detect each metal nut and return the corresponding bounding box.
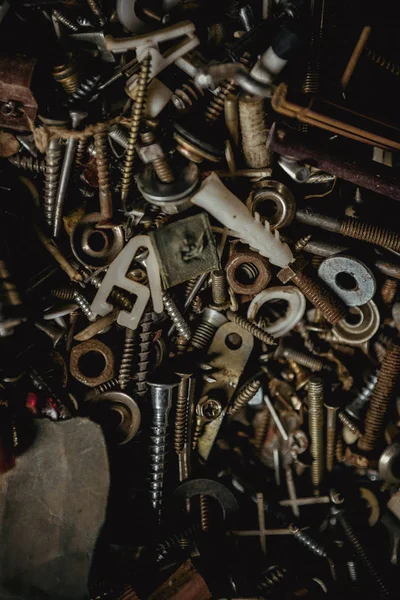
[226,249,272,295]
[247,181,296,229]
[70,339,114,387]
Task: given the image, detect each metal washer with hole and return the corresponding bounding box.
[318,255,376,307]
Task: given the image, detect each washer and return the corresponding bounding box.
[318,255,376,307]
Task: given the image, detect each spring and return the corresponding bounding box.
[259,565,287,594]
[119,329,135,390]
[87,0,106,26]
[228,313,277,346]
[358,340,400,452]
[53,54,79,94]
[162,292,191,340]
[91,377,119,396]
[200,495,209,532]
[141,130,174,183]
[9,154,45,173]
[51,287,75,301]
[338,411,361,438]
[155,524,199,561]
[254,406,271,450]
[68,74,101,104]
[73,290,96,321]
[230,380,261,415]
[294,234,312,253]
[52,9,78,32]
[121,55,151,206]
[43,138,63,229]
[336,511,389,597]
[205,54,251,123]
[381,277,398,304]
[301,58,321,95]
[136,307,154,396]
[109,124,130,149]
[364,47,400,76]
[94,129,112,223]
[172,80,204,112]
[308,377,324,489]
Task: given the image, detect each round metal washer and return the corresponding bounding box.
[378,442,400,485]
[318,255,376,307]
[137,162,199,213]
[247,286,306,337]
[71,212,124,268]
[247,181,296,229]
[86,391,141,445]
[70,339,114,387]
[332,300,380,345]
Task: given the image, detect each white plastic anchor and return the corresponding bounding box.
[90,235,163,330]
[124,21,199,88]
[191,173,293,268]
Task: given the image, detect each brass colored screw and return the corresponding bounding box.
[76,137,88,165]
[200,495,209,532]
[325,400,339,472]
[174,371,193,454]
[140,130,174,183]
[121,55,151,208]
[205,54,251,123]
[227,311,277,346]
[211,269,229,308]
[308,377,324,489]
[338,411,361,438]
[358,339,400,453]
[278,346,325,372]
[118,328,135,390]
[94,128,113,227]
[340,216,400,253]
[294,234,312,253]
[229,379,262,415]
[381,277,398,305]
[292,269,346,325]
[239,95,272,169]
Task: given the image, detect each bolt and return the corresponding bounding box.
[338,410,361,438]
[308,377,324,490]
[324,398,340,472]
[275,342,325,371]
[358,339,400,453]
[41,116,66,232]
[174,367,195,482]
[140,130,174,183]
[211,269,229,309]
[189,308,227,351]
[229,379,262,415]
[147,375,179,521]
[162,291,191,340]
[118,328,135,390]
[94,126,113,227]
[53,110,87,238]
[227,311,277,345]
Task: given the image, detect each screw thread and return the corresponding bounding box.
[43,138,63,229]
[336,512,389,597]
[338,411,361,438]
[118,328,135,390]
[290,525,327,557]
[254,406,271,450]
[185,277,198,298]
[347,560,357,582]
[308,377,324,488]
[172,80,204,112]
[94,128,112,223]
[294,234,312,253]
[239,95,272,168]
[141,131,174,183]
[336,437,345,462]
[9,154,45,173]
[283,347,324,371]
[91,377,119,396]
[205,54,251,123]
[136,308,153,396]
[364,46,400,77]
[326,413,336,472]
[258,566,287,594]
[292,271,347,324]
[190,320,217,350]
[295,319,316,352]
[86,0,105,26]
[346,371,378,419]
[228,313,277,345]
[76,137,88,164]
[121,55,151,204]
[73,290,95,321]
[69,74,101,104]
[174,378,190,453]
[229,379,262,415]
[200,495,209,532]
[149,424,169,517]
[155,524,199,561]
[50,287,75,301]
[53,9,78,31]
[109,124,129,149]
[211,269,228,306]
[340,216,400,253]
[162,292,191,339]
[192,415,204,449]
[381,277,398,305]
[358,340,400,452]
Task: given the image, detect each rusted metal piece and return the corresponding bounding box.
[270,127,400,201]
[358,339,400,453]
[271,84,400,151]
[0,55,38,131]
[149,560,211,600]
[70,339,114,387]
[226,249,271,295]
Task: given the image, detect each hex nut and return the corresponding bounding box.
[70,339,114,387]
[138,142,164,164]
[226,250,272,295]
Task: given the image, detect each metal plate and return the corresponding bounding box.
[198,321,254,461]
[150,212,220,288]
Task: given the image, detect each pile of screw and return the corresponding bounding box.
[2,0,400,598]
